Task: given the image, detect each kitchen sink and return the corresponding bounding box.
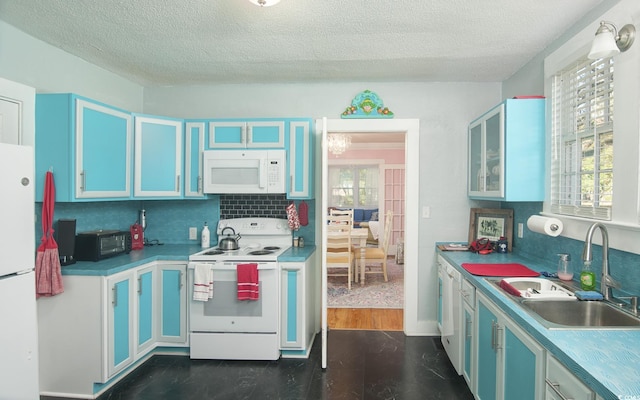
[520,299,640,329]
[486,277,640,329]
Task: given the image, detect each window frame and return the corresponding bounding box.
[549,56,614,220]
[328,162,380,209]
[542,12,640,255]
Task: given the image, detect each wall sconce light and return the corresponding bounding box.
[327,133,352,156]
[248,0,281,6]
[588,21,636,59]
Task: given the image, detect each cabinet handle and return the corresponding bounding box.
[197,176,202,193]
[495,325,503,350]
[176,175,180,192]
[545,379,573,400]
[80,171,86,191]
[465,315,472,338]
[179,271,183,290]
[138,277,142,295]
[242,124,247,145]
[112,285,118,307]
[491,320,496,349]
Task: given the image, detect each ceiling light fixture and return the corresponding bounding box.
[588,20,635,59]
[248,0,281,6]
[327,133,352,156]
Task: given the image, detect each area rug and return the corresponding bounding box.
[327,257,403,309]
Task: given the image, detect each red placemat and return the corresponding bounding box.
[461,263,540,277]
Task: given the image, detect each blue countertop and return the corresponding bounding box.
[279,245,316,262]
[61,244,316,276]
[437,249,640,399]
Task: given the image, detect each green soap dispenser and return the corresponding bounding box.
[580,261,596,291]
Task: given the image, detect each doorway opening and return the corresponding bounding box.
[319,118,420,369]
[325,131,406,330]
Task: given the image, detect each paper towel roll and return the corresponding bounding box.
[527,215,563,237]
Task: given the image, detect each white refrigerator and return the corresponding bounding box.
[0,143,39,400]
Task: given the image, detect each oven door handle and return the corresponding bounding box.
[189,262,277,271]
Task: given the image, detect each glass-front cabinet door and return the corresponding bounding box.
[468,122,483,193]
[467,98,545,201]
[468,104,504,198]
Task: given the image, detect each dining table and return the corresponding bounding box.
[327,227,369,285]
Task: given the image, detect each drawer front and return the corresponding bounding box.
[461,278,475,308]
[545,355,593,400]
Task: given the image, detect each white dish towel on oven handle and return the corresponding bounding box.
[193,264,213,301]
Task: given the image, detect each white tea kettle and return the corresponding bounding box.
[218,227,241,250]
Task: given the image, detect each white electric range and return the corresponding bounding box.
[187,217,292,360]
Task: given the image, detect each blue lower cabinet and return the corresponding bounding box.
[280,257,317,358]
[107,272,134,378]
[136,267,155,355]
[281,265,303,348]
[476,292,544,400]
[158,264,187,344]
[462,306,473,387]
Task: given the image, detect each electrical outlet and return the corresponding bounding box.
[189,227,197,240]
[517,223,524,238]
[422,206,430,218]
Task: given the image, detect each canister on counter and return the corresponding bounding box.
[495,237,508,253]
[293,237,299,247]
[298,237,304,247]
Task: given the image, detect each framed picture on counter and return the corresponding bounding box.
[468,208,513,252]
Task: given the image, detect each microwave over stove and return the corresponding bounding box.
[202,149,286,194]
[75,230,131,261]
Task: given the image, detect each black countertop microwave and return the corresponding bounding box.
[75,230,131,261]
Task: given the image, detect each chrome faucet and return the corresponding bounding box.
[582,222,620,300]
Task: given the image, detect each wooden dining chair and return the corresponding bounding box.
[355,210,393,283]
[326,210,354,289]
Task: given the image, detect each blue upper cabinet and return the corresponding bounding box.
[468,98,545,201]
[35,94,132,202]
[184,121,206,198]
[133,114,184,198]
[287,120,314,199]
[208,120,285,149]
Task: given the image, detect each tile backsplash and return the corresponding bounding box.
[35,195,316,247]
[220,194,289,219]
[507,201,640,298]
[220,194,315,244]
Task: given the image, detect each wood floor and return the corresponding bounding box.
[327,307,403,331]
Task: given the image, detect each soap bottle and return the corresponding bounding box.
[580,261,596,290]
[557,253,573,281]
[201,222,210,249]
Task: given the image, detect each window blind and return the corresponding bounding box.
[328,165,378,208]
[550,56,614,220]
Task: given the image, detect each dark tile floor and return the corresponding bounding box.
[91,331,473,400]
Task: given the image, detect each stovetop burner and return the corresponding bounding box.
[263,246,280,251]
[203,250,225,255]
[248,250,274,256]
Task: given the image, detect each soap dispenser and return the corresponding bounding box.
[201,222,210,249]
[580,261,596,290]
[557,253,573,281]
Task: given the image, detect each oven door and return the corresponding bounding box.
[188,262,278,333]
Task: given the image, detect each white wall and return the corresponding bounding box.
[0,21,143,112]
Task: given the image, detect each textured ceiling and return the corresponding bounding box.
[0,0,604,86]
